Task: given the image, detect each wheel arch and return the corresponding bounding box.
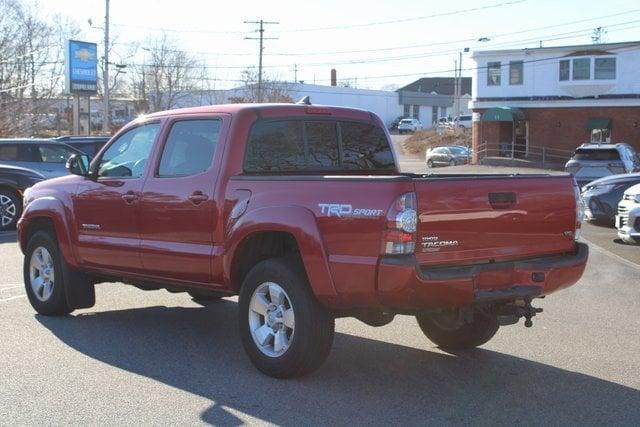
[224,206,339,305]
[19,198,78,268]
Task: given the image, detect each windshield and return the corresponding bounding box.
[573,148,620,161]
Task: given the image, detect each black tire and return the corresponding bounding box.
[427,159,434,168]
[23,231,73,316]
[448,159,456,167]
[416,311,499,350]
[239,258,334,378]
[0,189,21,231]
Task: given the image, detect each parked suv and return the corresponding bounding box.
[451,115,472,129]
[52,136,110,157]
[397,118,422,134]
[616,183,640,244]
[0,164,45,230]
[0,139,82,178]
[18,103,587,378]
[565,143,640,186]
[426,145,470,167]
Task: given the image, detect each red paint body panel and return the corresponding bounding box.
[18,103,588,313]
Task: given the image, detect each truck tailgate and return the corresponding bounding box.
[413,175,577,266]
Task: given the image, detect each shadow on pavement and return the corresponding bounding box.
[37,301,640,425]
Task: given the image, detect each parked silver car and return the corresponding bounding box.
[0,139,82,178]
[426,145,471,168]
[616,183,640,244]
[565,143,640,186]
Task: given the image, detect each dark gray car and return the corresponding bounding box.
[0,139,82,178]
[581,173,640,224]
[0,164,45,230]
[426,146,471,168]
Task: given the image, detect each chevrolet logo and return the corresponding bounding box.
[74,48,94,62]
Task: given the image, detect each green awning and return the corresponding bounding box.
[585,117,611,130]
[481,107,526,122]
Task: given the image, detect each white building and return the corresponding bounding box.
[469,41,640,162]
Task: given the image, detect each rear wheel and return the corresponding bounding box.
[0,189,21,231]
[23,231,73,316]
[448,159,456,167]
[416,310,499,350]
[239,258,334,378]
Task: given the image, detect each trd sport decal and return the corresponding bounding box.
[318,203,384,218]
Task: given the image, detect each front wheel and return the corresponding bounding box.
[239,258,334,378]
[448,159,456,167]
[416,310,499,350]
[23,231,73,316]
[427,159,434,168]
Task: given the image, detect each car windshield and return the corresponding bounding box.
[573,148,620,161]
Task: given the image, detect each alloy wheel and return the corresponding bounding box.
[248,282,296,358]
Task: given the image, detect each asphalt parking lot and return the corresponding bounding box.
[1,153,639,424]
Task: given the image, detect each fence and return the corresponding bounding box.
[476,141,574,169]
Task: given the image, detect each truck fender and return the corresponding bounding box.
[223,205,339,304]
[19,196,79,268]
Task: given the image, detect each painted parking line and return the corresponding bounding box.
[0,284,26,302]
[581,237,640,271]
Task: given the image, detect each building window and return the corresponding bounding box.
[591,129,611,143]
[559,60,570,81]
[413,105,420,120]
[595,57,616,80]
[572,58,590,80]
[487,62,501,86]
[403,104,410,117]
[509,61,523,85]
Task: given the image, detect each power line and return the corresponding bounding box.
[277,0,527,32]
[244,20,279,102]
[269,8,640,55]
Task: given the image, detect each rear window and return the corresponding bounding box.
[400,119,413,124]
[572,148,620,161]
[244,119,394,173]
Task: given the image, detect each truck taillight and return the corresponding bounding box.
[574,180,585,240]
[382,192,417,254]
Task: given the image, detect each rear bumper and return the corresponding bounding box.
[377,242,589,310]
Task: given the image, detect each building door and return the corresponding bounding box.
[514,120,528,158]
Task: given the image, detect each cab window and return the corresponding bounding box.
[158,119,221,177]
[98,123,160,178]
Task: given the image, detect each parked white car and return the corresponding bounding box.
[397,118,423,134]
[451,115,472,129]
[616,183,640,244]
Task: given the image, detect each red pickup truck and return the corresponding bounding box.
[18,103,588,378]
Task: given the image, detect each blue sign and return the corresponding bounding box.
[66,40,98,94]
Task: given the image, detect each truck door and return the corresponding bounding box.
[73,122,161,271]
[137,116,227,283]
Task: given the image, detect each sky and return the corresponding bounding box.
[39,0,640,90]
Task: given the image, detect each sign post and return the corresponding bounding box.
[64,40,98,135]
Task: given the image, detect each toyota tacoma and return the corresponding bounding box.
[18,103,588,378]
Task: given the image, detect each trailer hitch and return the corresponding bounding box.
[520,297,543,327]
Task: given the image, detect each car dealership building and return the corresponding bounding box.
[469,41,640,165]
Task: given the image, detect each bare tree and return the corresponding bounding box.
[129,33,203,113]
[0,0,79,136]
[227,68,293,103]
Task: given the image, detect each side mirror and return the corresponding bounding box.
[66,154,91,177]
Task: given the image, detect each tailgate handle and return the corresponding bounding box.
[489,192,516,209]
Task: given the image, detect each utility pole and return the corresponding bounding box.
[244,19,279,103]
[293,64,297,83]
[102,0,110,133]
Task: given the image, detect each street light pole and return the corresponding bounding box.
[102,0,110,134]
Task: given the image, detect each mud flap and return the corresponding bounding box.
[63,266,95,309]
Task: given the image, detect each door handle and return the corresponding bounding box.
[188,191,209,205]
[121,191,139,204]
